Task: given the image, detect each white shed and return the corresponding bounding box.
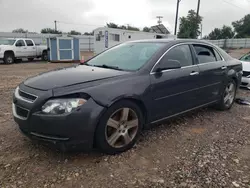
[94,27,176,54]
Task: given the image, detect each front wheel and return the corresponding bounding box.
[95,100,143,155]
[216,80,237,110]
[3,52,15,64]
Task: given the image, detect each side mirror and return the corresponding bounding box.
[155,59,181,72]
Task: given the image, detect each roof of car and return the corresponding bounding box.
[128,38,213,44]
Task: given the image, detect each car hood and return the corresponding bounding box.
[241,61,250,72]
[24,65,130,90]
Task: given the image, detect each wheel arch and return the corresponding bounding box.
[4,50,15,57]
[108,97,148,126]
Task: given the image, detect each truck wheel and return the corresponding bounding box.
[4,52,15,64]
[28,58,34,62]
[42,51,48,61]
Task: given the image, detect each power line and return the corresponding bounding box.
[220,0,248,11]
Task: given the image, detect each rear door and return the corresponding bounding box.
[14,40,27,57]
[149,44,201,122]
[191,44,227,104]
[25,40,36,57]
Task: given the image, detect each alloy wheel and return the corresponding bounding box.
[224,82,236,107]
[105,108,139,148]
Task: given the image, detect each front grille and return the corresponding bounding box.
[18,89,37,102]
[15,105,29,119]
[242,71,250,77]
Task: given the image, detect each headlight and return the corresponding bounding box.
[42,98,86,115]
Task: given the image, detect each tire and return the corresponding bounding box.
[41,51,48,61]
[3,52,15,64]
[215,79,237,110]
[28,58,34,61]
[95,100,143,155]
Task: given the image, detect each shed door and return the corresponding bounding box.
[58,39,74,60]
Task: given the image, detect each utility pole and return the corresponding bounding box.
[196,0,201,19]
[156,16,163,25]
[174,0,181,36]
[54,20,57,32]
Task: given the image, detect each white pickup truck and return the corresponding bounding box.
[0,38,48,64]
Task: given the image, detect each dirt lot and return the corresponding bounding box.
[0,62,250,188]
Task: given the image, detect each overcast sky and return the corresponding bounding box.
[0,0,249,36]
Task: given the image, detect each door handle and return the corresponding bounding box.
[221,66,227,70]
[190,71,199,76]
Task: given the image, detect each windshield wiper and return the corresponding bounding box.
[93,64,123,71]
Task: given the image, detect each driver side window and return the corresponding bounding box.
[15,40,25,47]
[158,44,193,68]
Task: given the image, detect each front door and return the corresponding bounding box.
[149,44,201,122]
[14,40,27,57]
[191,44,227,105]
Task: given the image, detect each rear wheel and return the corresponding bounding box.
[41,51,48,61]
[216,80,236,110]
[95,100,143,155]
[4,52,15,64]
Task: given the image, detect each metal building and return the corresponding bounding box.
[94,27,176,54]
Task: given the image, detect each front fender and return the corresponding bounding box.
[53,75,151,108]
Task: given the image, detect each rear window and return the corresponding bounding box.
[25,40,34,46]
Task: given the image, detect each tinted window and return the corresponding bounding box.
[25,40,34,46]
[15,40,25,46]
[87,42,165,71]
[214,49,223,61]
[193,45,216,64]
[160,45,193,67]
[240,54,250,62]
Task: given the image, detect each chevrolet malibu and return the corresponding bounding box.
[13,39,242,154]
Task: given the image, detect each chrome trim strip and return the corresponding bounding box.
[150,42,225,74]
[15,87,38,103]
[150,100,218,124]
[150,65,197,75]
[12,103,30,120]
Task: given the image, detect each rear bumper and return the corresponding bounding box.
[241,76,250,88]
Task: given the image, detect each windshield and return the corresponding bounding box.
[0,39,16,45]
[86,42,165,71]
[239,53,250,62]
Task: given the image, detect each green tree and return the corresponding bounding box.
[127,25,140,31]
[143,27,151,32]
[232,14,250,38]
[68,30,81,35]
[41,28,62,34]
[106,23,140,31]
[12,28,28,33]
[177,10,202,39]
[106,22,118,28]
[205,25,235,40]
[119,25,127,29]
[83,31,94,36]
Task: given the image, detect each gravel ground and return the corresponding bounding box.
[0,62,250,188]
